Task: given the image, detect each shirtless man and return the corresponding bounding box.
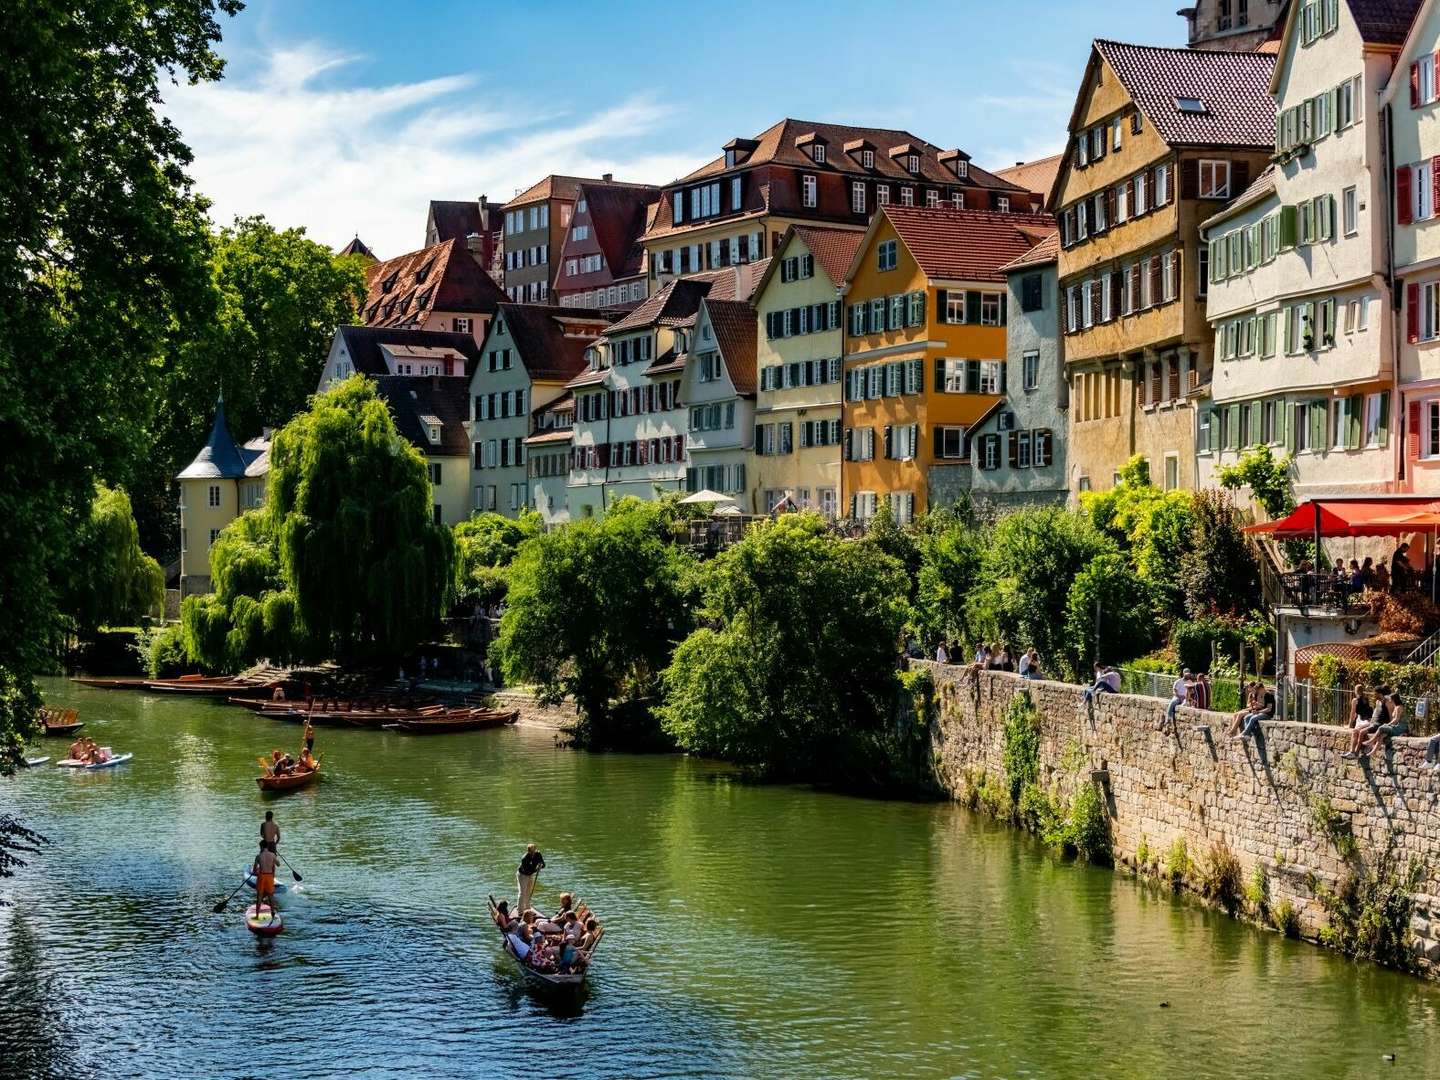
[261,811,280,849]
[252,842,279,922]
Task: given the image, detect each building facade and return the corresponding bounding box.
[1180,0,1289,51]
[372,376,473,526]
[749,225,862,518]
[426,196,506,284]
[1201,0,1413,497]
[316,326,479,392]
[968,234,1068,506]
[1052,40,1276,494]
[467,304,611,517]
[360,237,506,344]
[525,394,575,525]
[841,206,1054,522]
[641,119,1040,297]
[553,182,659,311]
[176,399,270,598]
[682,299,757,499]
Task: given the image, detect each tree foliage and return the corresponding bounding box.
[62,485,165,636]
[912,509,988,648]
[1064,552,1157,672]
[0,0,241,773]
[1080,456,1195,620]
[495,498,697,744]
[659,514,909,781]
[1178,490,1262,619]
[454,511,544,606]
[1217,444,1296,521]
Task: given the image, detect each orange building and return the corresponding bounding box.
[840,206,1055,521]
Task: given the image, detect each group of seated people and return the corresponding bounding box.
[1341,684,1409,760]
[67,737,111,765]
[492,892,601,975]
[265,747,316,776]
[1224,680,1277,740]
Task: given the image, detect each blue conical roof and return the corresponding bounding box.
[177,397,248,480]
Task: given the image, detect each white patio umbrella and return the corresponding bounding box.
[679,490,732,505]
[714,504,743,517]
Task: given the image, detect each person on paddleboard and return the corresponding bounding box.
[261,811,280,848]
[253,841,278,921]
[517,844,545,913]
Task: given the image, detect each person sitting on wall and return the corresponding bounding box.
[1340,683,1376,759]
[1229,682,1275,741]
[1163,669,1195,727]
[1225,682,1261,738]
[1081,664,1120,704]
[1188,672,1212,712]
[1019,650,1042,680]
[1424,731,1440,772]
[1361,692,1407,758]
[934,641,949,664]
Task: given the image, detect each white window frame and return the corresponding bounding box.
[851,181,866,214]
[802,173,817,209]
[1342,185,1358,236]
[1022,350,1039,391]
[1197,159,1232,199]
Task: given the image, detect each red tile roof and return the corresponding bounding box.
[789,225,866,286]
[994,155,1063,202]
[701,299,758,396]
[427,201,485,244]
[560,182,660,284]
[1091,40,1276,149]
[508,174,657,209]
[362,238,505,328]
[490,303,612,383]
[879,207,1058,284]
[998,230,1060,273]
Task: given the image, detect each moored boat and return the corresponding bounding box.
[385,708,519,734]
[256,762,320,792]
[70,677,148,690]
[40,707,84,737]
[144,676,279,697]
[245,904,283,936]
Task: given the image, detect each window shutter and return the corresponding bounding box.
[1106,187,1117,225]
[934,357,946,393]
[1167,253,1180,300]
[1378,393,1390,447]
[966,291,982,324]
[1347,395,1362,449]
[1284,401,1297,453]
[934,426,944,458]
[1110,271,1123,317]
[935,288,948,324]
[1249,403,1261,446]
[1432,158,1440,217]
[1408,283,1421,344]
[1311,401,1327,451]
[1180,160,1198,201]
[1058,285,1068,330]
[1409,400,1423,460]
[884,425,893,459]
[1275,399,1288,446]
[1399,166,1414,225]
[999,361,1008,395]
[1000,293,1008,326]
[965,360,980,394]
[1007,431,1019,468]
[1279,205,1298,248]
[1412,62,1421,110]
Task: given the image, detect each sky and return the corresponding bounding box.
[160,0,1185,259]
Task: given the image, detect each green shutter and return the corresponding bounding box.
[1273,399,1286,446]
[1208,407,1220,452]
[1377,393,1390,447]
[1249,402,1262,446]
[1283,306,1293,353]
[1310,400,1327,451]
[1279,205,1298,249]
[1347,394,1362,449]
[1227,405,1240,450]
[1284,399,1297,453]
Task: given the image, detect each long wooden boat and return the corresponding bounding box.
[145,676,279,697]
[40,708,84,737]
[385,709,519,734]
[486,897,598,991]
[256,762,321,792]
[70,677,148,690]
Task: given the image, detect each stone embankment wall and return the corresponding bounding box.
[490,690,575,732]
[919,662,1440,975]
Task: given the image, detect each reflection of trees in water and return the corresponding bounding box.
[1,911,84,1080]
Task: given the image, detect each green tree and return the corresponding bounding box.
[495,498,697,745]
[1178,490,1262,618]
[659,514,909,781]
[864,502,921,599]
[134,216,367,555]
[912,510,987,648]
[1080,455,1196,619]
[1217,444,1296,521]
[454,510,544,606]
[1064,553,1157,672]
[62,486,165,636]
[967,507,1115,680]
[0,0,241,773]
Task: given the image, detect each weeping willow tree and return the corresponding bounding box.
[181,376,453,670]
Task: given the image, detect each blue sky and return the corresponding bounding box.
[163,0,1184,257]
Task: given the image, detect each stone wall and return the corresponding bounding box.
[489,689,575,732]
[920,661,1440,976]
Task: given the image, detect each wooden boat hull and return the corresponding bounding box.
[70,677,148,690]
[42,722,84,737]
[256,765,320,792]
[145,678,276,697]
[487,898,589,991]
[245,904,283,936]
[386,710,519,734]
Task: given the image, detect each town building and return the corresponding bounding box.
[316,326,480,392]
[749,224,863,518]
[1051,40,1275,494]
[1180,0,1290,51]
[995,155,1065,204]
[176,398,270,598]
[641,119,1040,295]
[336,236,377,264]
[968,233,1068,507]
[681,298,757,500]
[370,375,474,526]
[359,237,506,344]
[467,303,612,517]
[425,196,506,284]
[1382,0,1440,492]
[553,182,660,311]
[840,206,1054,522]
[502,174,655,304]
[1201,0,1416,497]
[525,393,576,525]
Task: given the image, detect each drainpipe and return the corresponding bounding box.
[1382,101,1402,488]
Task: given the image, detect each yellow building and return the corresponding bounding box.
[840,206,1055,521]
[177,398,270,598]
[750,224,864,517]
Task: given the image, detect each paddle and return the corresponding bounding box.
[213,877,250,914]
[277,851,303,883]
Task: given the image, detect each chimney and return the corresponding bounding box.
[602,172,613,182]
[480,194,488,210]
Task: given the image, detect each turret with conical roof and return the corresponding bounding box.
[177,395,248,480]
[177,397,271,597]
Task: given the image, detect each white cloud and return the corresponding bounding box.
[161,44,702,258]
[971,59,1073,173]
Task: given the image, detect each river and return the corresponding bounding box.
[1,679,1438,1079]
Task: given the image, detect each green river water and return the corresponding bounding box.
[2,678,1439,1079]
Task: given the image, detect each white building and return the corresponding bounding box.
[681,299,757,497]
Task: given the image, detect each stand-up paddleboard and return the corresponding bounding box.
[22,756,50,768]
[245,904,283,936]
[244,871,290,907]
[83,753,132,770]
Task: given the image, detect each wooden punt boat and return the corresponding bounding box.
[40,708,84,737]
[342,705,447,728]
[144,676,279,697]
[256,761,320,792]
[70,677,148,690]
[385,709,519,734]
[487,897,599,991]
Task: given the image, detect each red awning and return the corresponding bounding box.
[1244,498,1440,539]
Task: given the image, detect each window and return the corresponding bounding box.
[980,294,1002,326]
[1198,160,1231,199]
[852,182,866,214]
[1154,163,1169,206]
[907,154,919,173]
[802,174,817,208]
[952,193,964,210]
[209,528,220,544]
[1333,396,1354,449]
[862,149,875,168]
[1416,281,1440,342]
[1021,273,1043,312]
[926,189,940,208]
[1112,116,1123,152]
[813,143,826,164]
[1163,454,1179,491]
[980,435,1000,471]
[1022,350,1039,391]
[936,426,966,459]
[731,176,742,210]
[997,197,1010,213]
[1364,393,1386,447]
[453,317,472,334]
[1342,186,1358,235]
[1176,97,1205,115]
[978,360,1004,394]
[1420,54,1438,107]
[900,187,914,207]
[1426,400,1440,459]
[208,485,221,508]
[876,185,890,206]
[878,239,898,272]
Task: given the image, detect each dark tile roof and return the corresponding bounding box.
[362,238,505,329]
[335,325,482,381]
[998,230,1060,273]
[1091,40,1276,149]
[177,398,249,480]
[336,236,375,260]
[577,183,661,280]
[427,200,483,244]
[373,375,472,457]
[702,299,758,396]
[788,225,866,286]
[1201,164,1277,229]
[1345,0,1422,45]
[508,174,657,209]
[880,207,1058,284]
[490,303,612,383]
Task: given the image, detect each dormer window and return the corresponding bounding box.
[907,154,920,173]
[419,415,443,446]
[382,273,398,294]
[577,197,587,213]
[725,149,736,168]
[584,345,600,370]
[956,160,968,179]
[495,318,506,337]
[862,149,874,169]
[813,144,826,164]
[1176,96,1207,115]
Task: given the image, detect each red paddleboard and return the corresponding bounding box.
[245,903,283,936]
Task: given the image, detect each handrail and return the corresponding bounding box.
[1405,625,1440,666]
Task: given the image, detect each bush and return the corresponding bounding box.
[1061,783,1112,864]
[1272,899,1300,937]
[1314,845,1423,969]
[1172,614,1258,676]
[141,624,189,678]
[1165,837,1191,889]
[1199,843,1243,914]
[1001,692,1041,806]
[1178,490,1261,619]
[1064,552,1157,673]
[1246,863,1270,914]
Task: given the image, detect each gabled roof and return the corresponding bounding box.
[856,207,1057,285]
[373,376,472,457]
[178,398,250,480]
[605,276,715,335]
[1084,40,1277,149]
[998,230,1060,274]
[336,236,375,260]
[790,225,866,285]
[362,238,505,329]
[574,183,661,280]
[427,200,485,244]
[1346,0,1424,45]
[701,299,758,396]
[994,155,1064,202]
[1376,0,1437,106]
[490,303,612,383]
[334,325,482,381]
[508,174,656,209]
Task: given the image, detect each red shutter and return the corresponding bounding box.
[1409,401,1423,461]
[1412,62,1421,109]
[1432,158,1440,216]
[1399,166,1415,225]
[1408,283,1421,343]
[1125,179,1134,218]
